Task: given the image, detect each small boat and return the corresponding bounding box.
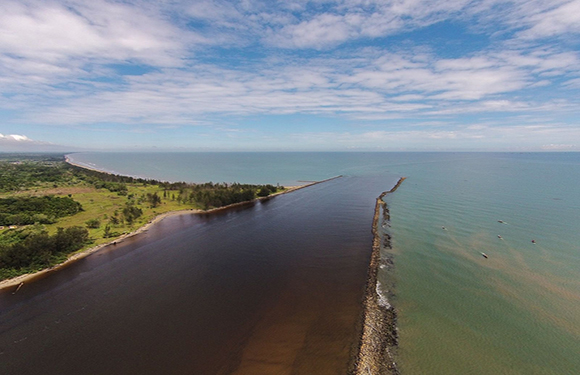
[480,252,488,258]
[531,239,536,244]
[498,220,504,223]
[497,235,503,239]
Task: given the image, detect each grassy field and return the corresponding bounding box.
[38,184,198,246]
[1,182,199,240]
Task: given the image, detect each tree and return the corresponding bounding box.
[109,215,120,225]
[122,204,142,225]
[146,192,161,208]
[85,218,101,229]
[103,225,111,238]
[0,226,88,271]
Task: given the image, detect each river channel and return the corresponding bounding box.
[0,174,398,375]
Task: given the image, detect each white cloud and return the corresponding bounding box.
[563,77,580,88]
[265,0,476,48]
[272,14,352,49]
[0,0,193,95]
[0,0,579,151]
[516,0,580,39]
[341,48,577,101]
[248,0,580,50]
[0,133,43,151]
[0,133,32,142]
[4,43,577,126]
[0,132,87,151]
[283,120,580,150]
[0,1,187,64]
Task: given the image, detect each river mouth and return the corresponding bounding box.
[0,174,400,375]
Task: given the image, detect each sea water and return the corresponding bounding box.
[67,151,375,186]
[382,153,580,374]
[16,152,580,373]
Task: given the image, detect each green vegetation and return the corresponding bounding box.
[0,153,285,281]
[257,184,279,197]
[0,195,83,225]
[0,154,70,192]
[0,225,89,280]
[85,218,101,229]
[170,182,276,210]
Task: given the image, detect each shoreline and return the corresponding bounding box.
[65,154,342,187]
[352,177,406,375]
[0,161,342,291]
[65,155,151,181]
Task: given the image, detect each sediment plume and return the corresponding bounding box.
[352,177,406,375]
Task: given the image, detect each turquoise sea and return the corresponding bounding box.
[68,152,580,374]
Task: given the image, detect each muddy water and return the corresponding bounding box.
[0,174,398,375]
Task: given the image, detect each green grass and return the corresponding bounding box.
[45,184,199,247]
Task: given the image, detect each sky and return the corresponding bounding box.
[0,0,579,152]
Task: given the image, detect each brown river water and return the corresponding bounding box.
[0,174,398,375]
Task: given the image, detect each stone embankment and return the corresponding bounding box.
[352,177,406,375]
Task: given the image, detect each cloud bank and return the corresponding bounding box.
[0,0,579,150]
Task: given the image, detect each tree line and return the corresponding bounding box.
[0,226,89,279]
[171,182,280,209]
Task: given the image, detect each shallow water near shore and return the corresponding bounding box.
[383,152,580,374]
[2,152,580,374]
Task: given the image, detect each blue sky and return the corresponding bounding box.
[0,0,579,152]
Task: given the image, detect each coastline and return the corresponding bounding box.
[0,160,342,291]
[65,154,118,175]
[352,177,406,375]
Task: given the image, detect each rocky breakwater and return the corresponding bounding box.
[352,177,406,375]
